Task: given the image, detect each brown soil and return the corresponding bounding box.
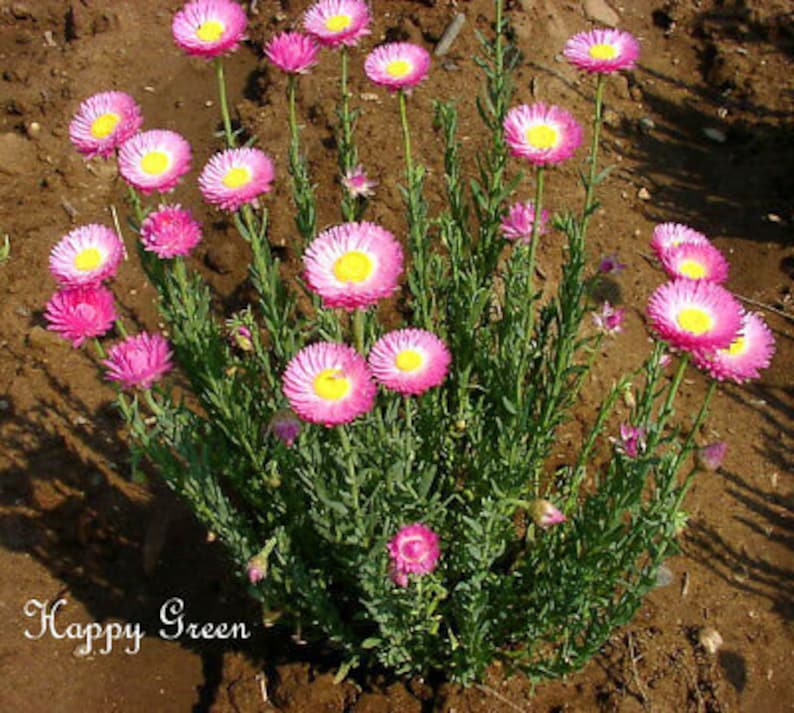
[1,0,792,711]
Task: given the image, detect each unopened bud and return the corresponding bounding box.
[530,499,566,529]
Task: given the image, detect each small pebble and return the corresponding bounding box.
[0,399,9,411]
[703,127,727,143]
[655,564,674,588]
[639,116,655,133]
[637,187,651,201]
[698,627,723,655]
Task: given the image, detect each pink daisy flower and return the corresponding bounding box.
[198,148,275,212]
[659,241,729,284]
[563,28,640,74]
[172,0,247,59]
[692,312,775,383]
[368,329,451,397]
[529,499,566,529]
[44,284,117,348]
[387,523,440,584]
[68,91,143,159]
[592,302,625,336]
[364,42,431,93]
[103,332,173,390]
[647,279,743,352]
[500,200,549,243]
[265,31,319,74]
[504,103,583,166]
[118,130,192,195]
[49,224,125,287]
[282,341,376,426]
[342,164,377,199]
[650,222,710,258]
[303,0,371,48]
[139,204,202,259]
[303,222,404,311]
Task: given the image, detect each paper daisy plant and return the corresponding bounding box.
[44,284,118,348]
[264,31,320,75]
[198,148,275,212]
[139,204,203,259]
[103,332,174,390]
[303,0,371,48]
[563,28,640,74]
[49,224,125,287]
[503,102,583,166]
[646,279,743,352]
[650,222,710,258]
[172,0,248,59]
[659,241,729,284]
[282,341,376,427]
[364,42,431,92]
[303,222,404,311]
[118,130,192,195]
[368,329,451,396]
[500,200,549,244]
[68,91,143,159]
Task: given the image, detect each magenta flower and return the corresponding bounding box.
[647,279,743,352]
[342,164,377,199]
[617,424,646,458]
[103,332,173,390]
[500,200,549,243]
[68,91,143,159]
[696,442,727,472]
[49,224,125,287]
[598,253,626,274]
[563,28,640,74]
[247,562,265,585]
[139,204,202,259]
[592,302,625,336]
[172,0,247,59]
[268,409,302,447]
[44,284,118,348]
[199,148,275,212]
[387,523,440,585]
[529,499,566,529]
[303,0,371,48]
[364,42,431,93]
[659,242,729,284]
[692,311,775,383]
[282,342,376,427]
[650,222,710,259]
[118,130,192,195]
[504,103,583,166]
[265,31,319,74]
[368,329,451,396]
[303,222,404,311]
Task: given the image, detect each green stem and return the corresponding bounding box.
[215,57,236,148]
[648,352,689,451]
[339,47,356,221]
[353,308,365,355]
[399,90,414,176]
[582,72,605,231]
[525,165,545,337]
[339,426,365,539]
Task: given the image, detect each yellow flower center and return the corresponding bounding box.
[525,124,558,150]
[677,307,714,335]
[222,166,252,189]
[395,349,423,372]
[140,151,170,175]
[313,368,351,401]
[725,336,746,356]
[589,43,618,60]
[90,112,120,139]
[74,247,103,272]
[386,59,412,78]
[679,259,706,279]
[325,14,352,32]
[196,20,224,42]
[333,250,373,283]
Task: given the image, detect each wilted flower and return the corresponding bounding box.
[268,409,301,447]
[696,442,727,471]
[342,164,377,198]
[598,253,626,274]
[529,499,566,529]
[617,424,646,458]
[225,317,253,352]
[592,302,625,336]
[500,200,549,243]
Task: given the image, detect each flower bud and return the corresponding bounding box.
[696,441,727,472]
[530,499,566,529]
[268,409,301,448]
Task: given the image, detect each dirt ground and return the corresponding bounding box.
[0,0,792,711]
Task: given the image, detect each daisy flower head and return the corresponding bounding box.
[650,222,710,258]
[364,42,431,93]
[692,312,775,383]
[388,523,440,584]
[118,130,192,195]
[265,31,319,74]
[563,28,640,74]
[68,91,143,159]
[504,103,583,166]
[647,279,743,352]
[303,0,371,48]
[342,164,377,199]
[500,200,549,243]
[49,224,125,287]
[659,241,729,284]
[199,148,275,212]
[44,284,118,348]
[368,329,451,396]
[139,204,202,259]
[172,0,247,59]
[303,222,403,311]
[103,332,173,390]
[282,341,376,426]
